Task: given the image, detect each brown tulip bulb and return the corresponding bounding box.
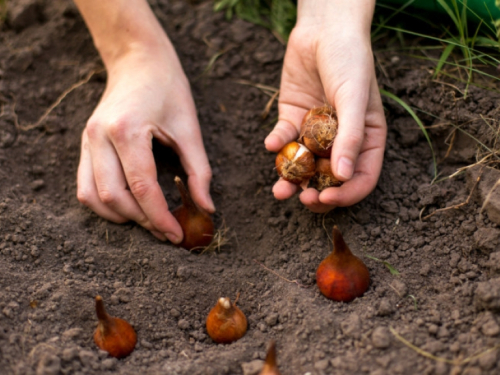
[93,296,137,358]
[275,141,315,185]
[259,341,282,375]
[172,176,214,251]
[312,158,343,191]
[316,226,370,302]
[298,105,338,158]
[206,296,247,344]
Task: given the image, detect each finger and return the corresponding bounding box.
[151,230,168,241]
[112,126,184,244]
[76,130,128,224]
[299,188,336,213]
[320,77,386,207]
[330,78,370,181]
[87,123,160,233]
[171,122,215,213]
[319,149,381,207]
[265,103,307,152]
[272,178,299,200]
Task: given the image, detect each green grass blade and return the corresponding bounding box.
[365,254,401,276]
[437,0,460,28]
[371,0,416,39]
[433,43,456,78]
[380,89,437,177]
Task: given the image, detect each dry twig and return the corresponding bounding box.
[253,259,310,288]
[196,220,231,254]
[15,68,104,131]
[390,327,500,366]
[422,167,483,220]
[261,90,280,119]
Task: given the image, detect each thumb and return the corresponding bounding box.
[265,103,308,152]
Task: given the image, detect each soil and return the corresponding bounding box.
[1,1,500,375]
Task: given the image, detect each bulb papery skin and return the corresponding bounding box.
[316,226,370,302]
[299,105,338,158]
[312,158,342,191]
[206,297,248,344]
[93,296,137,358]
[275,142,315,184]
[173,177,214,251]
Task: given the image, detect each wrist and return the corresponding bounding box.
[74,0,173,69]
[296,0,375,35]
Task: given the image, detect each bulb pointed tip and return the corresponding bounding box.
[265,340,277,366]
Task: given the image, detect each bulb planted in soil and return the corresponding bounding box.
[206,295,247,344]
[316,226,370,302]
[259,340,282,375]
[93,296,137,358]
[172,176,214,251]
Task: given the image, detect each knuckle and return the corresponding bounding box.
[97,188,117,205]
[129,179,152,200]
[200,164,213,181]
[133,212,150,228]
[85,118,100,139]
[342,132,364,149]
[86,117,130,143]
[106,118,129,143]
[76,189,91,206]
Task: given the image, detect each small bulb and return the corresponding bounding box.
[299,105,338,158]
[206,295,247,344]
[316,226,370,302]
[259,341,282,375]
[275,141,315,185]
[93,296,137,358]
[312,158,342,191]
[172,176,214,251]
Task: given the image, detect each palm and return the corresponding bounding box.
[266,27,387,213]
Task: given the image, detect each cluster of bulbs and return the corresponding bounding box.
[92,227,369,375]
[275,105,342,191]
[93,294,281,373]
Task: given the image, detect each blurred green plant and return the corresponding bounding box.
[496,0,500,40]
[376,0,500,98]
[213,0,296,42]
[0,0,7,25]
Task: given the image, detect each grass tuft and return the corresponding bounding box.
[213,0,296,42]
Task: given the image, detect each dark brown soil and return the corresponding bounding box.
[1,1,500,375]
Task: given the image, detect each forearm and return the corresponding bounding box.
[297,0,375,35]
[73,0,172,67]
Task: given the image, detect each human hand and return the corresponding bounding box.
[77,43,214,243]
[265,0,387,213]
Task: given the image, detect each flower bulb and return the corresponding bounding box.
[316,226,370,302]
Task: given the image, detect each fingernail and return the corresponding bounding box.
[165,232,182,244]
[206,197,216,213]
[337,157,354,180]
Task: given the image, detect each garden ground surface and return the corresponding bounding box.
[1,1,500,374]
